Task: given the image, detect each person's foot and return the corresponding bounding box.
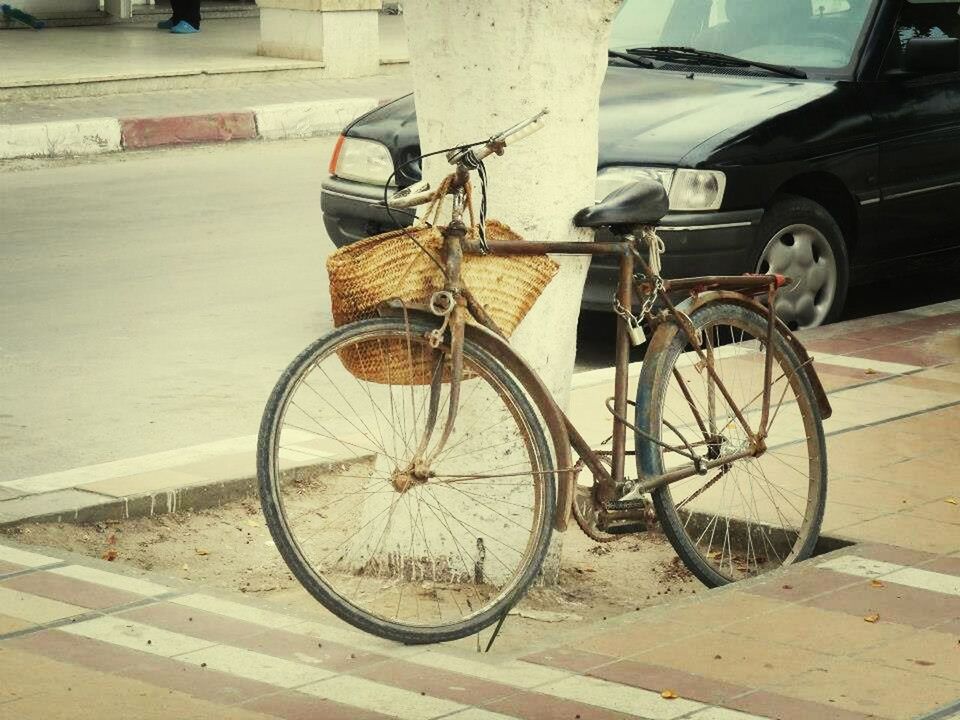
[156,17,176,29]
[169,20,199,33]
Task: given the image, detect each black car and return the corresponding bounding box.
[321,0,960,329]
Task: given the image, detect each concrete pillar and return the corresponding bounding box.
[255,0,382,78]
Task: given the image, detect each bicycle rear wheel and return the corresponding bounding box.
[258,317,555,644]
[636,301,826,587]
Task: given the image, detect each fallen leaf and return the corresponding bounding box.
[870,580,884,588]
[661,690,678,700]
[913,659,935,667]
[102,549,118,561]
[181,564,189,572]
[864,368,878,375]
[864,613,880,623]
[946,498,958,505]
[782,584,793,590]
[195,549,209,556]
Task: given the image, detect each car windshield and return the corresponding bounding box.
[610,0,878,72]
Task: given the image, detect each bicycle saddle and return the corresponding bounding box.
[573,179,669,229]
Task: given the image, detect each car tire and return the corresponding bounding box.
[753,194,850,329]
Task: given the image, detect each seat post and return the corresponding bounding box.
[610,244,634,488]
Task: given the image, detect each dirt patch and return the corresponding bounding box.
[3,497,700,652]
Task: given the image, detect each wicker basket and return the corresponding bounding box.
[327,220,558,385]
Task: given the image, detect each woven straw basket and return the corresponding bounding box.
[327,220,558,385]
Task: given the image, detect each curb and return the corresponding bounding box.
[0,97,379,160]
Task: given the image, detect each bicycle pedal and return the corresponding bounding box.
[605,498,648,512]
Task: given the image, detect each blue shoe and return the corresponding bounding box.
[157,18,175,29]
[169,20,199,33]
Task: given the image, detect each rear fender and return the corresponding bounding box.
[656,291,832,420]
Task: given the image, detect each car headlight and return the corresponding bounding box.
[596,166,675,203]
[329,136,397,186]
[669,169,726,211]
[595,166,726,212]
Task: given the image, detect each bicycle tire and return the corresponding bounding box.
[258,316,555,644]
[636,301,827,587]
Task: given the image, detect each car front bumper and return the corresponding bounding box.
[321,177,763,311]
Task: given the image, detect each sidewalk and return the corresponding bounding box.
[1,536,957,718]
[0,17,412,159]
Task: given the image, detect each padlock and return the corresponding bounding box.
[626,315,646,346]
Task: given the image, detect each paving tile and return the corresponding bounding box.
[231,625,389,673]
[0,646,276,720]
[824,475,939,513]
[725,690,883,720]
[858,342,952,368]
[584,658,751,705]
[651,592,784,629]
[175,644,334,688]
[10,629,280,706]
[774,657,960,719]
[904,497,960,525]
[80,468,205,498]
[0,544,61,568]
[0,560,26,576]
[743,567,860,602]
[241,690,394,720]
[921,555,960,576]
[0,585,89,624]
[578,619,703,658]
[61,615,216,657]
[822,501,885,534]
[534,673,705,719]
[0,613,35,634]
[803,578,960,629]
[301,675,465,720]
[723,603,913,656]
[352,657,518,705]
[118,602,266,644]
[839,514,960,554]
[49,564,171,597]
[807,338,884,355]
[633,630,833,688]
[855,627,960,682]
[521,647,616,674]
[483,688,649,720]
[0,487,27,501]
[849,544,941,567]
[1,569,142,609]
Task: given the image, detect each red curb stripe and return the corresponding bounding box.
[120,112,257,149]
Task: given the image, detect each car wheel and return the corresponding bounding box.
[753,194,850,330]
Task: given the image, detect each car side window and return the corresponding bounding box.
[883,0,960,71]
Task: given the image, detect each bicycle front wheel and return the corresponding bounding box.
[258,317,555,644]
[636,301,826,587]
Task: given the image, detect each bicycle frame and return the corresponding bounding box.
[404,167,830,531]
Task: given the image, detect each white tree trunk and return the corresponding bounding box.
[403,0,620,581]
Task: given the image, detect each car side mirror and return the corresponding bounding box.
[902,37,959,75]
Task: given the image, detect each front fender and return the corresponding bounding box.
[376,303,576,531]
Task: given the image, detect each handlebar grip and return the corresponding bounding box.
[387,181,434,209]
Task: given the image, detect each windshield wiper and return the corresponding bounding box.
[608,49,654,69]
[626,46,807,79]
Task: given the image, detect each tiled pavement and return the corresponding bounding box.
[1,539,958,720]
[0,301,958,719]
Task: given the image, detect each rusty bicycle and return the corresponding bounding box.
[257,111,831,644]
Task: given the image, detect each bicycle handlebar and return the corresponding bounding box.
[386,109,549,209]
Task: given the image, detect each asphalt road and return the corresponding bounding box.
[0,138,338,481]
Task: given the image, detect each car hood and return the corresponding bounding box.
[348,66,835,174]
